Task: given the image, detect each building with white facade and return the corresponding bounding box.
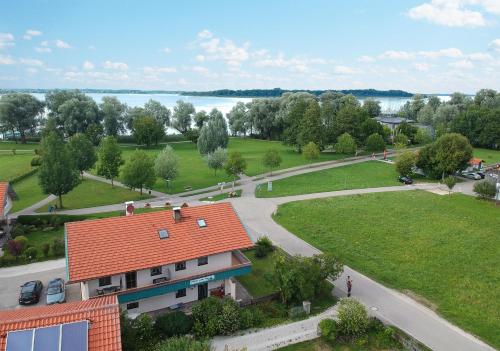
[0,182,17,232]
[65,203,253,315]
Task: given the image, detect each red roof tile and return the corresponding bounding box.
[0,182,8,217]
[66,202,253,283]
[469,158,484,165]
[0,296,121,351]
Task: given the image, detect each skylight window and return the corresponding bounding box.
[197,218,207,228]
[158,229,169,239]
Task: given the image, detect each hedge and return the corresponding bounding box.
[16,214,92,227]
[10,167,39,184]
[117,134,187,144]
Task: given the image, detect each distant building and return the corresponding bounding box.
[0,295,122,351]
[65,203,253,316]
[374,115,408,131]
[465,158,484,172]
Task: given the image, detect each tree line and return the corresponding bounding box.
[398,89,500,150]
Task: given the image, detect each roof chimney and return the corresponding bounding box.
[125,201,135,216]
[172,206,181,222]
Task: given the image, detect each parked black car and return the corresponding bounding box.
[476,171,485,179]
[398,176,413,184]
[19,280,43,305]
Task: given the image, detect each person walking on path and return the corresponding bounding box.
[347,276,353,297]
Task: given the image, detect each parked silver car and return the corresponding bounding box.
[46,278,65,304]
[462,172,482,180]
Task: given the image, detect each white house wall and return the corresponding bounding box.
[85,251,233,298]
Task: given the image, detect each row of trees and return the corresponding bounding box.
[399,89,500,149]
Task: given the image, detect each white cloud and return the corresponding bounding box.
[26,67,38,75]
[379,51,415,60]
[162,47,172,54]
[83,60,95,70]
[414,62,431,71]
[20,58,44,66]
[0,54,15,65]
[418,47,463,58]
[489,38,500,52]
[35,46,51,53]
[103,60,129,70]
[449,59,474,69]
[54,39,71,48]
[358,55,375,62]
[198,29,213,39]
[407,0,497,27]
[0,33,14,49]
[334,65,358,74]
[88,45,96,50]
[468,52,492,60]
[195,54,205,62]
[192,66,210,74]
[143,66,177,74]
[23,29,42,40]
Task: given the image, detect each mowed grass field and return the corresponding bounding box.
[474,148,500,165]
[10,173,47,212]
[274,191,500,348]
[35,178,151,212]
[0,154,36,181]
[256,161,400,198]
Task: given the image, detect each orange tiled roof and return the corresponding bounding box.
[469,158,484,165]
[66,202,253,283]
[0,182,7,217]
[0,296,121,351]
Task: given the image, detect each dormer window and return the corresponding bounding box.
[158,229,169,239]
[197,218,207,228]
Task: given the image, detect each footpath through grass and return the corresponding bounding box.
[35,178,152,212]
[256,161,399,198]
[274,191,500,348]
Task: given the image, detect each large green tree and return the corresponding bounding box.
[225,151,247,190]
[206,147,227,176]
[227,102,248,136]
[100,96,127,136]
[335,133,357,155]
[0,93,44,143]
[67,133,97,179]
[262,148,282,175]
[197,109,229,154]
[96,136,123,186]
[144,99,171,128]
[132,116,164,148]
[365,133,385,152]
[362,98,381,117]
[38,132,80,208]
[122,151,156,195]
[194,110,209,129]
[299,100,324,148]
[395,150,416,176]
[172,100,195,133]
[154,145,179,189]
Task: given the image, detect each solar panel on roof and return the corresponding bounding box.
[34,325,60,350]
[61,321,88,351]
[6,329,33,351]
[6,320,89,351]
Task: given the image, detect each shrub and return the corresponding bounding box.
[51,238,65,256]
[367,317,385,332]
[192,297,223,338]
[365,133,385,152]
[473,181,496,199]
[153,336,211,351]
[31,156,42,166]
[218,298,241,335]
[393,133,409,146]
[255,236,274,258]
[42,243,50,257]
[336,298,369,338]
[240,307,264,330]
[154,311,193,338]
[11,224,26,238]
[14,236,28,251]
[135,314,156,347]
[0,255,16,267]
[443,176,457,194]
[6,236,28,259]
[395,151,416,176]
[24,247,38,261]
[319,318,338,340]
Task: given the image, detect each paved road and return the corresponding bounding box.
[0,259,79,310]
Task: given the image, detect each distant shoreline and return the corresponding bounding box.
[0,88,416,98]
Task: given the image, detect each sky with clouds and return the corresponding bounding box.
[1,0,500,94]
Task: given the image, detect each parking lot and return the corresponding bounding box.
[0,260,80,311]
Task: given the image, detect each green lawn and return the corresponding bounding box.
[35,178,152,212]
[256,161,399,198]
[274,191,500,349]
[0,141,39,150]
[10,173,47,213]
[0,154,36,181]
[237,249,278,298]
[199,189,242,202]
[229,138,348,176]
[474,148,500,165]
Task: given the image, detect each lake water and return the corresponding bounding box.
[28,92,451,114]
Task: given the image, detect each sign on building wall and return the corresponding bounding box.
[190,275,215,286]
